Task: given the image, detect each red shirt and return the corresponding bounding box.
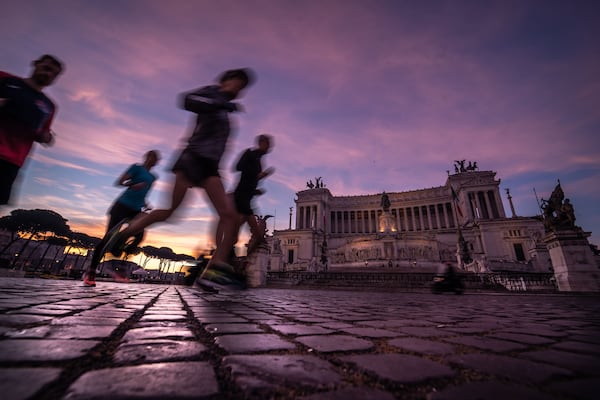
[0,72,56,167]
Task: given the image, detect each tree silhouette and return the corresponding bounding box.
[0,209,71,269]
[38,236,69,272]
[156,246,177,278]
[0,208,196,276]
[140,245,160,269]
[67,231,101,272]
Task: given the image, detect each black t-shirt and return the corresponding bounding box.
[234,148,263,195]
[0,74,55,133]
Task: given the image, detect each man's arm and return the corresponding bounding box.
[259,166,275,180]
[0,72,15,107]
[34,107,56,145]
[180,87,238,114]
[115,166,146,190]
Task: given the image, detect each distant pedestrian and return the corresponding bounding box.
[0,54,64,205]
[109,68,255,291]
[83,150,160,287]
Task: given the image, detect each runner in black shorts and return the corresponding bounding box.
[110,68,255,291]
[171,149,220,186]
[216,134,274,256]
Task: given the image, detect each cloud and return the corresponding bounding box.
[2,0,599,248]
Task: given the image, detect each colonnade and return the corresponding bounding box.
[296,190,501,234]
[467,190,501,220]
[324,202,456,234]
[296,202,456,233]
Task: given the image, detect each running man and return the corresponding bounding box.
[216,134,274,258]
[83,150,160,287]
[110,68,255,290]
[0,54,64,205]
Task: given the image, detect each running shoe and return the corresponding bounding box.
[83,276,96,287]
[193,279,219,293]
[196,262,247,291]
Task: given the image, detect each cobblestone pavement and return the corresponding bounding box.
[0,277,599,400]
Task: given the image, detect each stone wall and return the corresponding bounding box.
[266,271,557,292]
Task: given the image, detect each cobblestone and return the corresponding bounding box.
[0,277,599,399]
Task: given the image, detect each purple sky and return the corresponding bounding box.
[2,0,599,256]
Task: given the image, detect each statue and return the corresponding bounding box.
[307,177,325,189]
[315,176,324,188]
[378,192,395,233]
[453,160,478,173]
[541,181,577,231]
[380,192,391,212]
[247,214,273,254]
[558,198,576,227]
[454,160,466,173]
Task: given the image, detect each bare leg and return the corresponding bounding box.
[86,210,127,280]
[203,176,237,265]
[215,213,244,258]
[214,193,242,247]
[122,171,191,236]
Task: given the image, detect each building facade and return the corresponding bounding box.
[271,166,552,273]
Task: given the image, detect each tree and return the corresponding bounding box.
[67,232,101,272]
[38,236,69,272]
[156,246,177,278]
[140,245,160,269]
[0,209,71,269]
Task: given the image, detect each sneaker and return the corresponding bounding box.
[193,279,219,293]
[83,277,96,287]
[197,262,247,291]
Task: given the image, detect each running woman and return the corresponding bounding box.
[83,150,160,287]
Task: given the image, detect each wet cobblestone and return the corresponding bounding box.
[0,277,599,399]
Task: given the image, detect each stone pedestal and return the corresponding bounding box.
[269,253,283,271]
[543,230,600,292]
[528,243,552,272]
[246,249,269,287]
[378,211,396,233]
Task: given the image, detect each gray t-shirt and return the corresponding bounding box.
[180,85,238,162]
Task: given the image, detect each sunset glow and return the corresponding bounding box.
[2,0,599,258]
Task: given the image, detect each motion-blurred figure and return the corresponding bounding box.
[216,134,274,258]
[83,150,160,287]
[110,68,255,291]
[0,54,64,205]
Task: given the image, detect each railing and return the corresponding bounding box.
[266,271,557,292]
